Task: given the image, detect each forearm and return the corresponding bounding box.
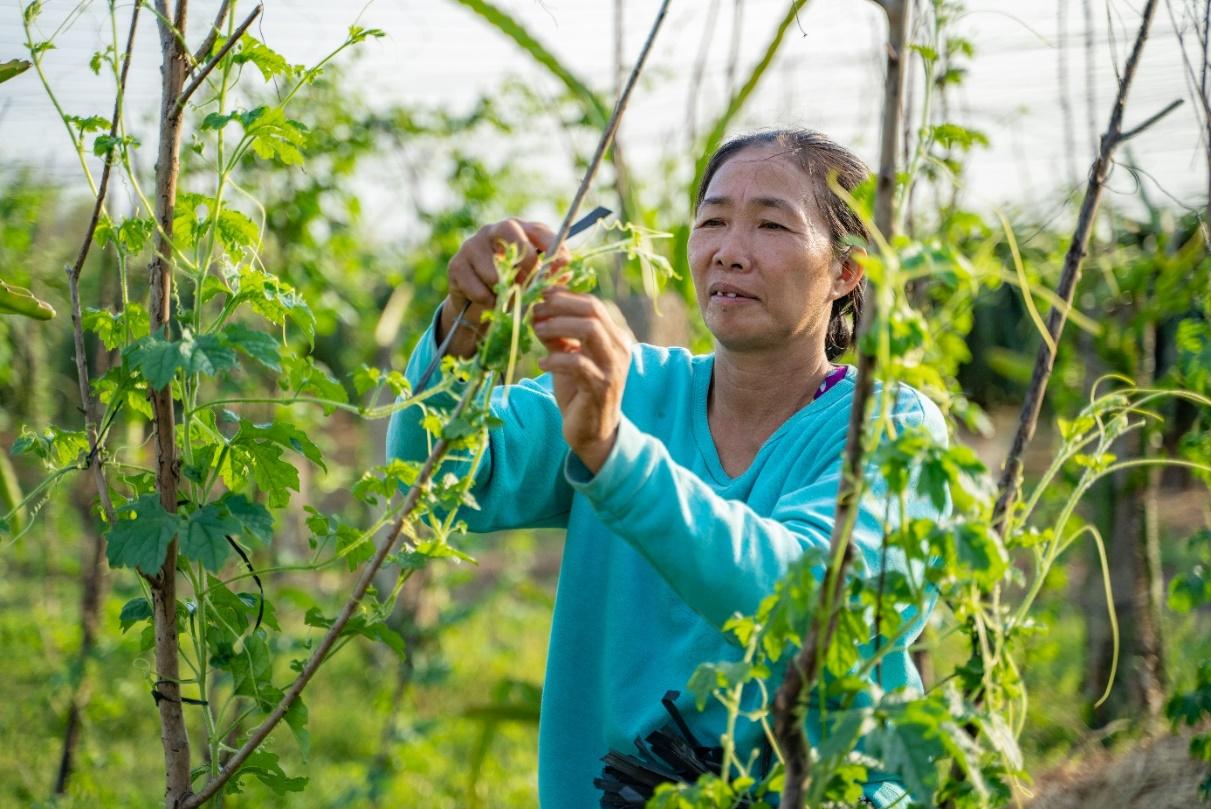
[565,416,834,627]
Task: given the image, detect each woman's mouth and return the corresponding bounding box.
[709,285,758,303]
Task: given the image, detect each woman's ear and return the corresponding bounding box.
[831,249,865,300]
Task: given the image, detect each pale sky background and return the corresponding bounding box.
[0,0,1205,240]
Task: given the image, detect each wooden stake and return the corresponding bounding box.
[774,1,909,805]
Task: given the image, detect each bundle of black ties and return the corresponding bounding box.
[594,690,763,807]
[594,690,878,807]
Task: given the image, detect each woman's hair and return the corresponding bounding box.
[694,129,870,360]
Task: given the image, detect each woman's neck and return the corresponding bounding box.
[709,341,834,432]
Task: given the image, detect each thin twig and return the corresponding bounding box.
[993,0,1164,533]
[774,1,909,805]
[686,0,721,145]
[179,4,672,805]
[66,0,140,451]
[1117,98,1184,142]
[174,3,262,116]
[192,0,232,66]
[544,0,670,260]
[438,0,670,350]
[55,2,141,794]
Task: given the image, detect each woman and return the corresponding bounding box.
[386,129,945,807]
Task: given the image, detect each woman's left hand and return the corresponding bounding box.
[533,287,632,475]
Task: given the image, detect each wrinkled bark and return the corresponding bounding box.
[149,1,193,804]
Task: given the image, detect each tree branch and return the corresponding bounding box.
[1116,98,1184,143]
[993,0,1163,533]
[191,0,232,66]
[775,1,909,805]
[174,3,261,116]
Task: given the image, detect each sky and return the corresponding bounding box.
[0,0,1205,239]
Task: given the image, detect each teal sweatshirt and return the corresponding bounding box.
[386,310,946,808]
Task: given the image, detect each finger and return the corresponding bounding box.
[538,336,581,355]
[464,236,503,298]
[520,220,571,275]
[449,253,495,309]
[533,316,610,356]
[537,350,607,385]
[532,287,599,322]
[489,219,540,280]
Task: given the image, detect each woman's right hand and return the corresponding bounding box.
[439,219,568,358]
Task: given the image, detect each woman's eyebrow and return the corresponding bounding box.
[700,195,799,215]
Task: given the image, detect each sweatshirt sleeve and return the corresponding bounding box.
[563,392,942,630]
[385,307,574,531]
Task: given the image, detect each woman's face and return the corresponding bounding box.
[688,143,856,356]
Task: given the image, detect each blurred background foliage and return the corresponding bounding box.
[1,0,1209,805]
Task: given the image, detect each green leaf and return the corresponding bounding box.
[180,331,238,376]
[92,363,154,419]
[233,266,316,342]
[281,353,346,405]
[200,110,239,131]
[216,207,259,254]
[237,439,300,508]
[347,25,386,44]
[83,304,149,350]
[233,38,292,81]
[229,630,272,706]
[64,114,110,134]
[0,59,32,84]
[92,133,139,158]
[0,279,55,320]
[304,607,406,657]
[874,702,948,803]
[285,697,310,759]
[123,331,184,389]
[106,494,181,575]
[181,503,240,571]
[221,323,282,372]
[236,419,325,471]
[929,123,989,151]
[226,749,307,796]
[361,621,407,658]
[220,493,274,544]
[117,217,155,253]
[238,106,308,166]
[118,597,152,632]
[11,425,90,466]
[88,48,109,75]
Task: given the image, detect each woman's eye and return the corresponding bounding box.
[759,221,787,230]
[696,218,724,228]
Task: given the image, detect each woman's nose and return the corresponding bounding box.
[714,229,751,272]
